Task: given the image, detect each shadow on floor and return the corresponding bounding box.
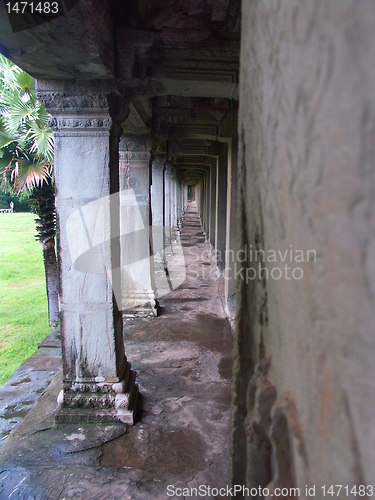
[0,202,233,499]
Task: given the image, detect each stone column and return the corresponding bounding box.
[215,143,228,271]
[177,177,182,228]
[199,176,205,234]
[183,183,188,214]
[151,153,165,263]
[119,136,158,316]
[209,157,217,251]
[224,138,238,317]
[37,80,138,424]
[171,170,177,238]
[164,163,173,248]
[178,178,183,225]
[151,153,169,296]
[175,177,180,228]
[198,176,204,227]
[175,175,181,230]
[203,172,209,236]
[181,179,185,224]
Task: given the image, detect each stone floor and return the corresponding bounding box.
[0,203,233,499]
[0,328,61,450]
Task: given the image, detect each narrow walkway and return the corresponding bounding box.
[0,202,233,499]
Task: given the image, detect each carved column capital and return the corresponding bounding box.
[36,80,129,136]
[165,162,175,176]
[119,135,152,164]
[152,153,166,170]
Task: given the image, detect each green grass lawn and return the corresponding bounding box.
[0,213,51,385]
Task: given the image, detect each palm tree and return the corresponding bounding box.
[0,54,59,326]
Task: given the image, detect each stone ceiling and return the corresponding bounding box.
[0,0,240,183]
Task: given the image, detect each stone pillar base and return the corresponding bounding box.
[154,256,168,286]
[172,226,180,241]
[56,362,139,425]
[122,291,159,317]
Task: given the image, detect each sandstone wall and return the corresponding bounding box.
[232,0,375,494]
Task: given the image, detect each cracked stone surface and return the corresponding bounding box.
[0,203,233,499]
[0,328,61,450]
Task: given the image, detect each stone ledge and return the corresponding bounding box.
[0,328,61,450]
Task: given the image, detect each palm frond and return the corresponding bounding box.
[2,98,34,133]
[0,54,16,89]
[0,150,13,171]
[0,89,19,108]
[14,70,35,98]
[12,158,50,193]
[0,54,13,70]
[0,54,55,196]
[35,105,50,129]
[0,130,16,149]
[27,121,54,162]
[0,55,35,98]
[0,153,16,192]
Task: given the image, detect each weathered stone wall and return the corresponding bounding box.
[232,0,375,494]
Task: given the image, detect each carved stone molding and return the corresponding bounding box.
[57,366,139,424]
[120,135,151,151]
[37,91,110,114]
[152,153,166,168]
[47,115,112,136]
[122,291,159,318]
[119,136,152,164]
[119,149,151,163]
[165,163,175,176]
[36,80,128,136]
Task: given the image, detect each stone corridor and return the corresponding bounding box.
[1,0,375,495]
[0,203,233,499]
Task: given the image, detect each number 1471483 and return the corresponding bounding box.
[5,2,59,15]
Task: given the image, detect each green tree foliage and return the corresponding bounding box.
[0,54,58,326]
[0,190,30,211]
[0,53,54,192]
